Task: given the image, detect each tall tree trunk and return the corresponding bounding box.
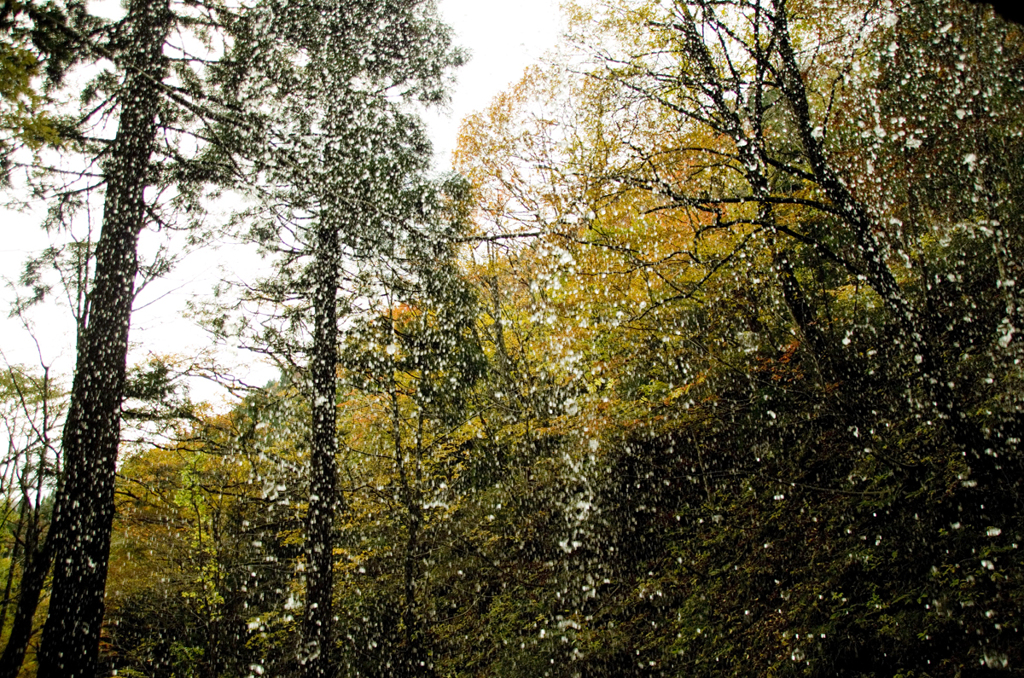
[770,0,974,441]
[301,218,339,678]
[770,0,931,363]
[36,0,169,675]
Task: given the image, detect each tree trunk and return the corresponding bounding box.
[771,0,929,358]
[301,218,339,678]
[770,0,973,438]
[0,529,52,678]
[36,0,169,675]
[0,501,26,637]
[0,370,58,676]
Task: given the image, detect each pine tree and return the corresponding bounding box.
[206,2,462,674]
[21,0,293,672]
[35,0,172,673]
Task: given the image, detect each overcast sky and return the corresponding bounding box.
[429,0,562,168]
[0,0,564,401]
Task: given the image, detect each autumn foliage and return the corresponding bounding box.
[2,0,1023,676]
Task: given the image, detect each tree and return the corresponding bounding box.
[0,361,63,677]
[204,2,463,673]
[445,0,1024,673]
[33,0,174,671]
[0,0,82,176]
[564,0,1024,458]
[105,386,304,677]
[0,0,1016,675]
[21,0,290,672]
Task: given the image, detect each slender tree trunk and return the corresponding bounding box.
[770,0,975,436]
[0,501,26,636]
[403,412,426,673]
[0,369,58,675]
[36,0,169,675]
[301,218,339,678]
[390,355,427,676]
[0,528,52,678]
[772,246,843,382]
[771,0,927,354]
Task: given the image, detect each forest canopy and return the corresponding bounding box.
[1,0,1023,676]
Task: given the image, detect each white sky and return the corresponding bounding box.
[0,0,564,404]
[429,0,562,169]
